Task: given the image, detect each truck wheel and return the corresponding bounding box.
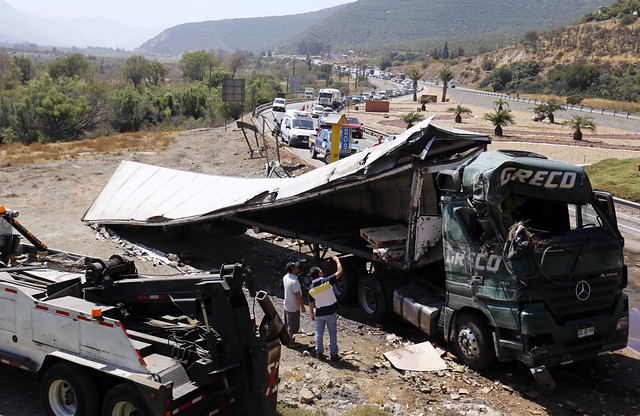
[40,363,99,416]
[453,313,496,371]
[357,276,387,320]
[102,383,150,416]
[324,153,331,164]
[310,146,317,159]
[333,257,365,304]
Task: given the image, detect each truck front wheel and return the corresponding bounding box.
[40,363,100,416]
[453,313,496,371]
[357,276,387,320]
[102,383,150,416]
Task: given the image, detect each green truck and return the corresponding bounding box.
[83,120,629,385]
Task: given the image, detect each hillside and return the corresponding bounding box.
[137,5,348,56]
[284,0,614,53]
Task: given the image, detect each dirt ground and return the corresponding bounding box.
[1,96,640,415]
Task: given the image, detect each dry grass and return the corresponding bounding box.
[0,132,176,167]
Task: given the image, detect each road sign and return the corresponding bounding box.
[222,78,245,102]
[340,126,352,153]
[290,76,300,93]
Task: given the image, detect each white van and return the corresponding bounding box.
[280,110,315,147]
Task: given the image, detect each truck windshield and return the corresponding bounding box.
[293,119,314,130]
[319,93,332,99]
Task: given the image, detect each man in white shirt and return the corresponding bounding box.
[283,261,305,340]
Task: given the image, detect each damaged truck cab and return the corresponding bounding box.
[437,150,628,370]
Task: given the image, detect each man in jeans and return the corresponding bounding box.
[309,256,343,360]
[283,262,305,342]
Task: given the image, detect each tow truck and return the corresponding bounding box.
[0,205,284,416]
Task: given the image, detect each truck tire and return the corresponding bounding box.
[453,313,496,371]
[310,146,317,159]
[357,276,387,320]
[333,257,365,304]
[102,383,150,416]
[40,363,100,416]
[324,153,331,165]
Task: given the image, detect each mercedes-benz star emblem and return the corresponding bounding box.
[575,280,591,301]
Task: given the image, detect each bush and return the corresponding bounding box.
[619,13,636,26]
[566,94,584,105]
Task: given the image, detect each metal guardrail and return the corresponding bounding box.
[436,83,640,122]
[614,197,640,212]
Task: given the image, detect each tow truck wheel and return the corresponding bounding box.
[310,146,317,159]
[41,363,99,416]
[453,313,496,371]
[323,153,331,165]
[102,383,150,416]
[357,276,387,320]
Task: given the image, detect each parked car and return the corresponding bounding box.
[319,110,334,125]
[311,105,324,118]
[310,128,359,164]
[352,95,362,104]
[272,97,286,112]
[345,116,363,138]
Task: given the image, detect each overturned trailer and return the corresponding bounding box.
[84,118,628,376]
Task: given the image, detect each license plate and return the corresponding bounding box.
[578,327,595,338]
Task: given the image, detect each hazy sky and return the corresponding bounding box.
[5,0,356,29]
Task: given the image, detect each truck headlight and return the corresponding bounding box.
[616,315,629,331]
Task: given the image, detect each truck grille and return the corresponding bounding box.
[525,271,622,323]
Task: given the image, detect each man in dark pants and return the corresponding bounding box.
[309,256,343,360]
[283,261,305,342]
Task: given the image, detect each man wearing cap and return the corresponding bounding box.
[283,261,305,340]
[309,256,343,360]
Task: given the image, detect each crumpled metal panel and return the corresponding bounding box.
[83,118,490,226]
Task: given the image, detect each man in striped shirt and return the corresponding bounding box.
[309,256,343,360]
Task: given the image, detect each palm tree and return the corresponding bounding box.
[420,95,432,111]
[407,68,424,102]
[483,108,514,136]
[493,98,509,111]
[401,111,425,128]
[531,99,564,123]
[439,68,454,102]
[447,104,472,123]
[561,115,596,141]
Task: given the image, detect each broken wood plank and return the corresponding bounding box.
[360,225,408,248]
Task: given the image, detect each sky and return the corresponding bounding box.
[5,0,356,29]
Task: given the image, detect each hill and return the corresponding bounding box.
[283,0,614,53]
[137,5,348,56]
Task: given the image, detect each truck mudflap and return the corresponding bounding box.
[512,293,629,367]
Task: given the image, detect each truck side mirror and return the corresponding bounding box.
[436,170,461,192]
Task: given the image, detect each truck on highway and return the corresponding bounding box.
[0,206,284,416]
[83,120,629,383]
[304,87,315,100]
[318,88,341,110]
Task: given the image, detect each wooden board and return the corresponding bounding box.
[360,225,408,248]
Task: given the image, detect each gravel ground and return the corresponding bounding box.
[1,90,639,415]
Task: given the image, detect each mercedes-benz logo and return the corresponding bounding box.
[575,280,591,301]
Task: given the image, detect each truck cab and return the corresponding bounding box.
[310,128,359,164]
[435,150,628,370]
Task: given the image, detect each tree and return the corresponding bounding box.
[493,98,509,111]
[481,59,496,72]
[13,55,35,84]
[226,50,249,78]
[419,95,432,110]
[561,115,596,141]
[488,65,512,92]
[483,109,514,136]
[401,111,424,128]
[442,42,449,60]
[47,53,89,80]
[523,30,538,46]
[531,99,564,123]
[407,68,424,102]
[122,55,152,88]
[439,68,454,102]
[181,51,220,82]
[512,60,540,81]
[318,64,332,86]
[447,104,472,123]
[149,61,168,86]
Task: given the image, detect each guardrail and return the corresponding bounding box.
[613,196,640,212]
[433,82,640,122]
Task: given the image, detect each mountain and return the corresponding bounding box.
[136,5,349,56]
[283,0,615,52]
[0,0,160,49]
